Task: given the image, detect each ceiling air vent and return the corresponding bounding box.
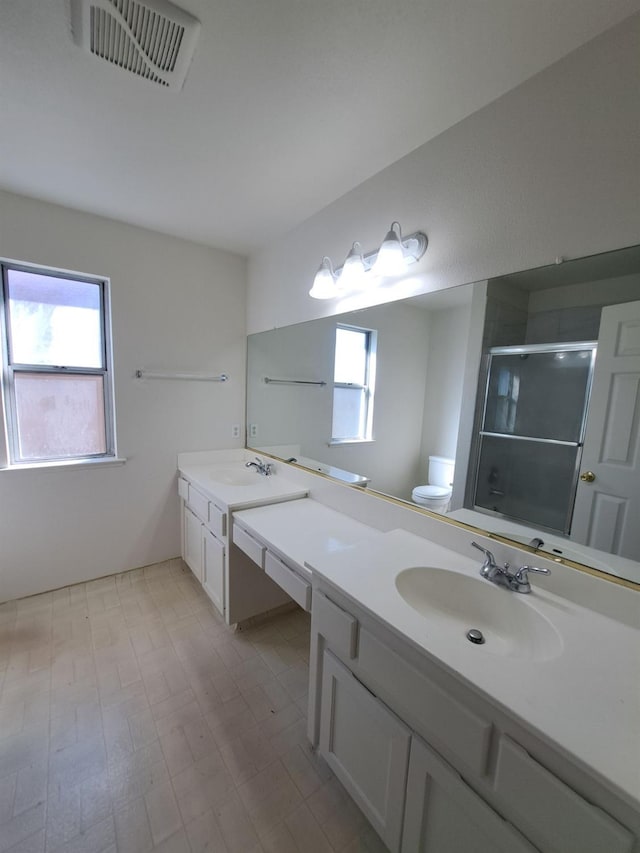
[70,0,200,90]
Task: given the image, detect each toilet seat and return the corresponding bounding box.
[412,485,451,500]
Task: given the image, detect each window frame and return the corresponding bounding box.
[0,259,117,467]
[330,323,377,444]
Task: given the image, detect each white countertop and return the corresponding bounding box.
[178,460,308,510]
[307,528,640,811]
[233,498,381,579]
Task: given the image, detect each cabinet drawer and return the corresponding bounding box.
[357,628,492,776]
[265,551,311,611]
[187,484,209,520]
[494,736,634,853]
[232,523,265,568]
[208,502,227,538]
[313,591,358,659]
[178,477,189,500]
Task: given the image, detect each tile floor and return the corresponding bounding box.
[0,560,387,853]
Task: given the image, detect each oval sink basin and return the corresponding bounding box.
[207,467,260,486]
[395,567,562,662]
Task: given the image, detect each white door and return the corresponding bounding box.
[402,736,538,853]
[319,651,410,853]
[571,300,640,559]
[203,528,225,615]
[184,505,203,581]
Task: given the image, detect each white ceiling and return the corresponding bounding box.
[1,1,638,255]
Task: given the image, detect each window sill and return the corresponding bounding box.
[0,457,127,473]
[328,439,375,446]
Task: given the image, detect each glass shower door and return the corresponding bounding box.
[473,343,596,533]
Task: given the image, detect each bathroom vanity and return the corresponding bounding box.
[177,450,308,623]
[176,451,640,852]
[233,498,378,613]
[306,530,639,853]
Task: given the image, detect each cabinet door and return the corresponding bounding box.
[319,651,410,853]
[184,505,203,582]
[203,528,225,615]
[402,736,538,853]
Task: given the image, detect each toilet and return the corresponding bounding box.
[412,456,455,513]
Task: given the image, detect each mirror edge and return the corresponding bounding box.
[248,447,640,591]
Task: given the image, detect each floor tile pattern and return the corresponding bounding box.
[0,560,387,852]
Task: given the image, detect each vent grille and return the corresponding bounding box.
[71,0,200,90]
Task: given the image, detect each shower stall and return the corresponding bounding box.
[471,341,597,534]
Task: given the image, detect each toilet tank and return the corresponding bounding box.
[428,456,455,487]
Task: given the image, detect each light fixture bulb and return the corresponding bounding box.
[337,242,366,290]
[372,221,406,277]
[309,256,338,299]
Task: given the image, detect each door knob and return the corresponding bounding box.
[580,470,596,483]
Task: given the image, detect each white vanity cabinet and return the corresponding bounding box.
[179,477,227,615]
[183,504,205,581]
[231,499,378,615]
[178,466,309,625]
[309,582,639,853]
[232,516,313,612]
[202,527,225,613]
[319,650,411,851]
[402,736,537,853]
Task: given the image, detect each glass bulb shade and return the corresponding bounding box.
[309,258,338,299]
[337,243,366,290]
[372,228,406,277]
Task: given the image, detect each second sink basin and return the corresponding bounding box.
[395,567,562,662]
[207,467,261,486]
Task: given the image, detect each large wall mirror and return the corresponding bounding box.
[247,244,640,585]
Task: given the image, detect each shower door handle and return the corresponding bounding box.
[580,470,596,483]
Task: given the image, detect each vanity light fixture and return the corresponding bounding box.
[309,221,428,299]
[371,221,406,277]
[337,242,366,290]
[309,256,339,300]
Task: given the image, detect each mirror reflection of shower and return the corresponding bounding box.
[470,342,596,535]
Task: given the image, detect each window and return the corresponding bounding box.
[331,324,376,442]
[0,262,116,465]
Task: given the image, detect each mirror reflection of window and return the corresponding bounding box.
[331,324,377,442]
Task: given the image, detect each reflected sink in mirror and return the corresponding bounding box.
[206,467,262,486]
[395,567,563,662]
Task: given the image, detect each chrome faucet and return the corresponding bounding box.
[471,542,550,593]
[245,456,273,476]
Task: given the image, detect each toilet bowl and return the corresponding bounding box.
[412,456,455,514]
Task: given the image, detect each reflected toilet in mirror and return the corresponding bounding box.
[412,456,455,514]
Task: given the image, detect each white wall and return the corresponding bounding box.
[419,302,472,477]
[247,16,640,334]
[0,190,247,601]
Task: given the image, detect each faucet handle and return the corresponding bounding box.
[471,541,500,578]
[471,541,496,565]
[512,565,551,591]
[514,565,551,582]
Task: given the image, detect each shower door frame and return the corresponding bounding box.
[471,340,597,536]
